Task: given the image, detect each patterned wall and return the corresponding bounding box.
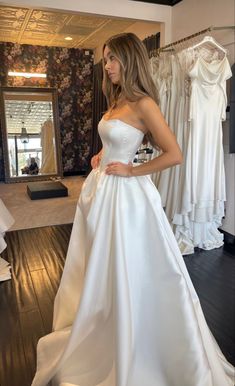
[0,42,93,180]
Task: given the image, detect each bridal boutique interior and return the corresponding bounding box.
[0,0,235,385]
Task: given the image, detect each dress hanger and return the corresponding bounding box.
[187,35,227,55]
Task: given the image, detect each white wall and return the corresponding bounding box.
[172,0,235,236]
[172,0,234,63]
[122,21,161,41]
[2,0,172,45]
[94,21,161,63]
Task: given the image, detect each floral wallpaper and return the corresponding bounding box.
[0,42,93,180]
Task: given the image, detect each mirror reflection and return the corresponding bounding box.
[0,87,62,182]
[5,92,56,177]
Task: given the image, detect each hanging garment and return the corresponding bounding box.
[151,53,189,222]
[40,118,56,174]
[150,55,170,120]
[32,118,234,386]
[150,53,174,207]
[0,199,14,281]
[163,54,187,221]
[173,54,232,254]
[230,63,235,153]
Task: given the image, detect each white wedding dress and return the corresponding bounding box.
[32,118,234,386]
[0,199,14,281]
[173,54,232,254]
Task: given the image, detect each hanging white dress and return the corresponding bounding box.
[150,55,170,120]
[32,118,234,386]
[163,54,187,221]
[0,199,14,281]
[40,118,56,174]
[173,54,232,254]
[151,54,173,206]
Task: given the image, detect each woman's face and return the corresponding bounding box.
[103,45,121,85]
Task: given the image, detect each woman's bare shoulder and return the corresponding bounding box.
[136,96,159,110]
[136,96,160,120]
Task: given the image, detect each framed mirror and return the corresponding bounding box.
[0,87,63,183]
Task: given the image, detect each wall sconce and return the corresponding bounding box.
[8,71,47,78]
[20,122,29,144]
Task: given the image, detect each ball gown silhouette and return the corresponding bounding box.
[32,118,234,386]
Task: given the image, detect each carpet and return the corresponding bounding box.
[0,176,84,231]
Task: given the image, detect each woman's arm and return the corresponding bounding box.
[106,97,183,177]
[91,148,103,169]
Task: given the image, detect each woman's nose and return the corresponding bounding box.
[105,61,110,70]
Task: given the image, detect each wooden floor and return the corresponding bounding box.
[0,224,234,386]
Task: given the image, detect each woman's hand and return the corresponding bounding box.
[105,162,133,177]
[91,152,102,169]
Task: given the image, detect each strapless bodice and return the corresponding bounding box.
[98,118,144,169]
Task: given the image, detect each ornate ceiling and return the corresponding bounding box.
[0,5,159,49]
[4,92,53,133]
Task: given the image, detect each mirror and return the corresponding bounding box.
[0,87,63,183]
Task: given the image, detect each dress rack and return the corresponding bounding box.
[153,25,235,56]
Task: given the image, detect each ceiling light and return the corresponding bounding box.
[20,122,29,144]
[8,71,47,78]
[65,36,73,41]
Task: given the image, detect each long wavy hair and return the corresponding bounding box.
[102,32,159,146]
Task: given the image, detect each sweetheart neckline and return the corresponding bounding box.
[101,117,145,136]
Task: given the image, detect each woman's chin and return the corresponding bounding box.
[111,79,120,85]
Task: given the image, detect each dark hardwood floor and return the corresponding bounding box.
[0,224,234,386]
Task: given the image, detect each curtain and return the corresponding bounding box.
[89,61,107,170]
[143,32,160,57]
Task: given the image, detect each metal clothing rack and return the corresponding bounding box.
[154,25,235,55]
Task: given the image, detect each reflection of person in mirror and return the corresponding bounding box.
[21,157,39,175]
[26,154,32,167]
[35,152,41,169]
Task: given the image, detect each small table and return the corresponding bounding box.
[27,181,68,200]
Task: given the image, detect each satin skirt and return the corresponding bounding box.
[0,199,14,281]
[32,168,234,386]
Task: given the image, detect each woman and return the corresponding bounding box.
[32,33,234,386]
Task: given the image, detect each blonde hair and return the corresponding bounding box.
[102,32,159,146]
